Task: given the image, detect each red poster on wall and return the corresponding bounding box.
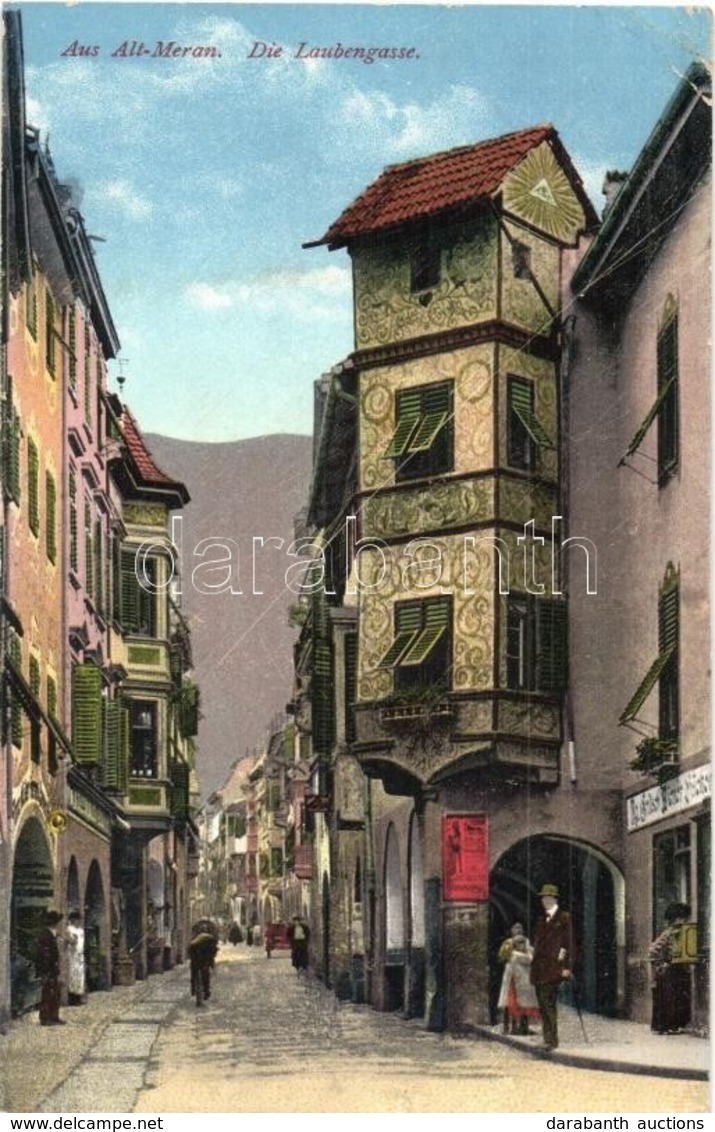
[442,814,488,902]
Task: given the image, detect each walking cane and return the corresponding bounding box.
[569,975,589,1042]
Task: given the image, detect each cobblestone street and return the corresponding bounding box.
[3,948,706,1115]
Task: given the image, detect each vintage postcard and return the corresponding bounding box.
[0,0,711,1121]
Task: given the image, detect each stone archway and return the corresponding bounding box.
[489,835,624,1019]
[11,815,54,1014]
[84,860,108,991]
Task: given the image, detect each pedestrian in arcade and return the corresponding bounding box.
[35,909,65,1026]
[287,915,310,972]
[497,921,540,1035]
[65,911,86,1006]
[188,921,218,1006]
[529,883,577,1051]
[649,902,692,1034]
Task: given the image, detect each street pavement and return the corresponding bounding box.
[0,948,709,1114]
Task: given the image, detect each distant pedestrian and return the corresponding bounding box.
[188,921,218,1006]
[287,915,310,972]
[497,922,539,1035]
[228,922,242,946]
[265,924,274,958]
[35,909,65,1026]
[529,883,576,1051]
[65,912,86,1005]
[649,902,692,1034]
[251,923,262,947]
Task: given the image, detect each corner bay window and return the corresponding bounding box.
[130,700,158,778]
[378,596,451,692]
[384,382,453,482]
[506,595,568,692]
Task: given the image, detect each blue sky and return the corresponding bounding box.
[16,2,712,441]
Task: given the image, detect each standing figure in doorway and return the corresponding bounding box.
[35,909,65,1026]
[649,902,692,1034]
[497,921,540,1035]
[65,912,86,1005]
[529,883,576,1051]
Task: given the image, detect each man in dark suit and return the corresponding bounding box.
[529,883,576,1051]
[35,909,65,1026]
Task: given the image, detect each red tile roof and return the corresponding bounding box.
[119,407,189,502]
[309,125,573,247]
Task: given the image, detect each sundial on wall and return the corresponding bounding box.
[502,142,585,243]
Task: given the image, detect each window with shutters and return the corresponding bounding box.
[620,565,680,777]
[129,699,158,778]
[47,674,58,772]
[506,595,568,693]
[29,656,41,763]
[26,272,38,339]
[170,760,190,822]
[9,633,24,748]
[657,303,679,481]
[385,382,453,482]
[84,324,92,426]
[620,297,679,480]
[71,664,102,765]
[29,654,40,697]
[69,468,78,573]
[45,289,56,376]
[378,596,452,692]
[3,380,22,507]
[84,498,94,599]
[121,548,157,636]
[94,518,104,613]
[102,697,127,792]
[28,438,39,536]
[111,534,122,623]
[344,633,358,744]
[507,376,554,472]
[66,308,77,392]
[46,472,57,563]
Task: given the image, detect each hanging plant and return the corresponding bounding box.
[630,737,679,784]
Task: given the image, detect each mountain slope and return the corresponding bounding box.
[145,433,313,798]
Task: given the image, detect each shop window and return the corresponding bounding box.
[653,825,691,934]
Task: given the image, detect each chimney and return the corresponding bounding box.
[602,170,628,217]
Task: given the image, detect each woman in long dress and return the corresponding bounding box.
[66,912,86,1005]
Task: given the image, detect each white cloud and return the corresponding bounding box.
[334,83,493,161]
[186,283,233,310]
[90,180,153,221]
[185,265,351,319]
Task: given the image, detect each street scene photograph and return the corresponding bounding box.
[0,0,711,1119]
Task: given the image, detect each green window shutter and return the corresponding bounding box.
[121,549,140,632]
[408,410,448,453]
[29,655,40,697]
[47,675,57,720]
[377,629,418,668]
[45,472,57,563]
[94,519,104,612]
[84,499,94,599]
[26,275,37,338]
[659,582,679,653]
[657,314,678,391]
[9,634,24,747]
[119,702,130,792]
[138,557,156,634]
[111,535,121,623]
[385,389,422,457]
[2,381,21,506]
[102,698,123,790]
[171,761,190,821]
[180,682,200,738]
[28,438,39,535]
[377,602,422,668]
[45,289,56,374]
[510,378,554,451]
[84,324,92,424]
[619,647,675,725]
[72,664,102,764]
[69,470,78,572]
[623,378,676,460]
[68,308,77,389]
[536,600,568,692]
[344,633,358,744]
[312,639,334,754]
[399,598,450,666]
